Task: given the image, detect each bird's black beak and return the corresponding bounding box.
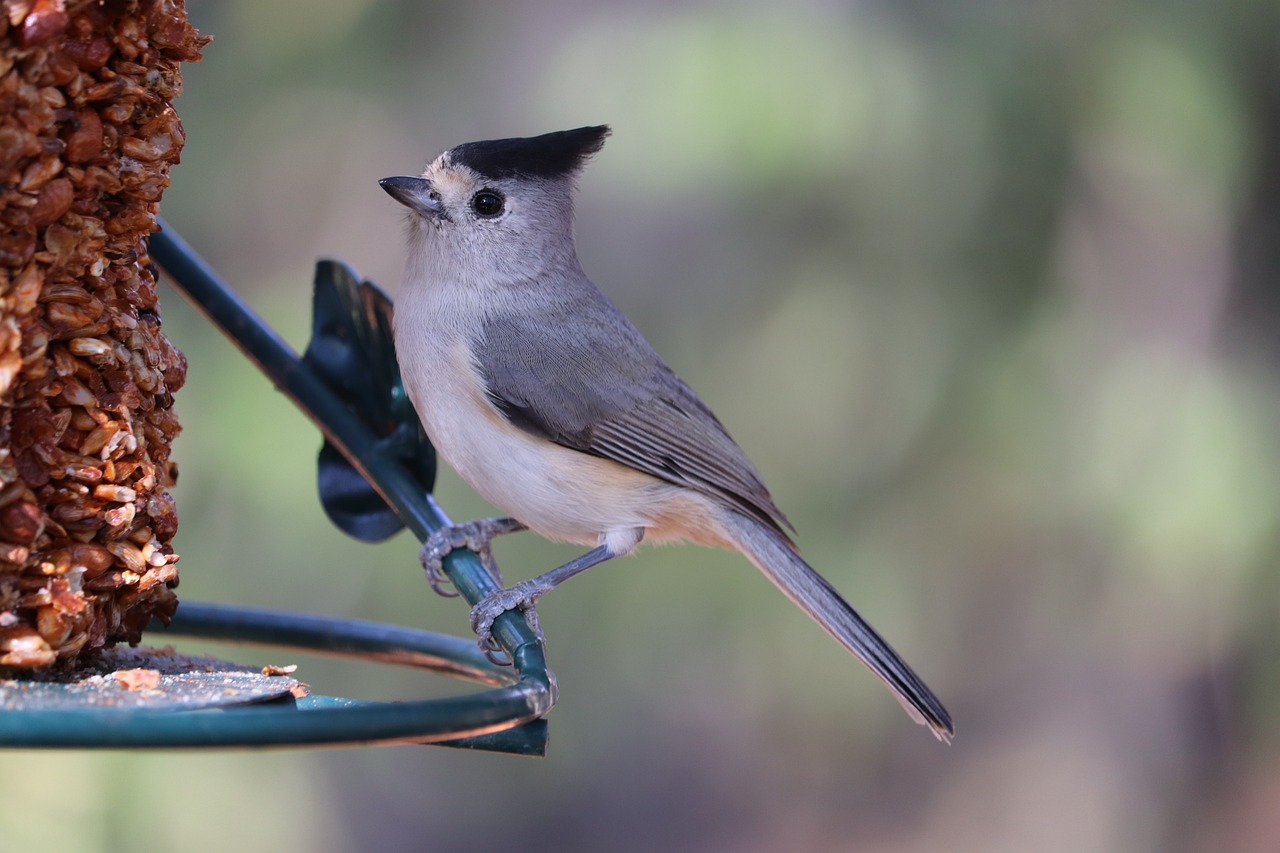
[379,176,443,217]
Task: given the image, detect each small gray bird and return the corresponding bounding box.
[381,126,953,742]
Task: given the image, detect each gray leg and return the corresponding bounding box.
[469,542,621,657]
[419,517,527,597]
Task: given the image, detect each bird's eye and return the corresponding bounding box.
[471,190,505,217]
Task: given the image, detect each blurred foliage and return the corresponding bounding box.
[5,0,1280,851]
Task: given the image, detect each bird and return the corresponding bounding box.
[380,125,953,742]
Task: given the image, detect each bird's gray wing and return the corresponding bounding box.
[477,304,794,539]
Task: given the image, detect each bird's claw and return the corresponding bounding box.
[476,633,509,667]
[420,530,462,597]
[419,518,522,597]
[470,579,550,666]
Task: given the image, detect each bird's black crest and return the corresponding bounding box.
[448,126,611,182]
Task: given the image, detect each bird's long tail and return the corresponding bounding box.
[719,509,954,742]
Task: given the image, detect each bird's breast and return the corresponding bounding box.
[393,286,672,546]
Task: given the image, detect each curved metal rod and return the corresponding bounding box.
[0,602,551,753]
[168,601,516,687]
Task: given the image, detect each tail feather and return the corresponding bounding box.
[720,509,954,743]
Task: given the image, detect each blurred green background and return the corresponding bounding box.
[6,0,1280,850]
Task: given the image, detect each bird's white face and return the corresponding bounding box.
[398,153,579,291]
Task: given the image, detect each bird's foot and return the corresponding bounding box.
[470,578,551,665]
[419,517,525,597]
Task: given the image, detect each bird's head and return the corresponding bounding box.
[381,125,610,286]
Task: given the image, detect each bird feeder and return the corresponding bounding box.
[0,0,555,755]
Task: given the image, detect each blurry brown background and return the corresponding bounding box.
[5,1,1280,850]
